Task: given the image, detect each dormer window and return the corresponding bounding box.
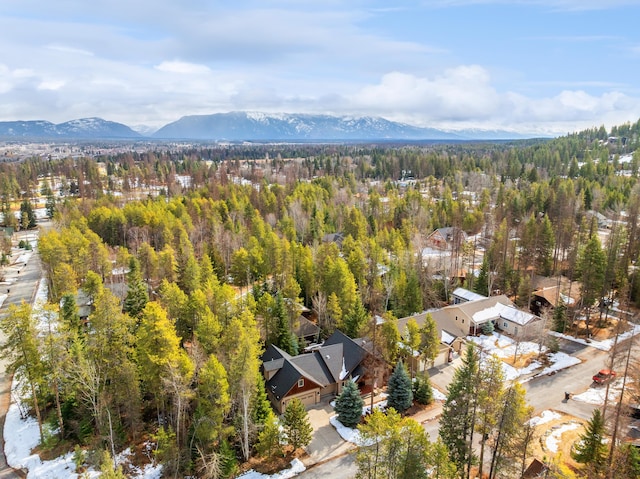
[298,378,304,388]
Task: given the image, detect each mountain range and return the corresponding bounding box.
[0,113,538,141]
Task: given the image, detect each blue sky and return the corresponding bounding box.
[1,0,640,135]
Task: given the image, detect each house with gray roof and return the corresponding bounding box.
[452,287,487,304]
[262,330,368,413]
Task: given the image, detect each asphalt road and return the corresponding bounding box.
[300,336,622,479]
[0,232,43,479]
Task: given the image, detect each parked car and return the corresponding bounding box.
[592,369,616,384]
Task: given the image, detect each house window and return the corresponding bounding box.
[298,378,304,388]
[503,322,508,328]
[462,319,464,324]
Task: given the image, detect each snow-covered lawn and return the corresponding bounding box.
[466,333,581,382]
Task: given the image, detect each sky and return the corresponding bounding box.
[2,0,640,135]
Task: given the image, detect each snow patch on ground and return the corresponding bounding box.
[329,416,365,445]
[529,410,561,427]
[549,324,640,351]
[546,423,581,453]
[432,388,447,401]
[531,352,581,379]
[467,333,581,382]
[237,458,306,479]
[572,378,625,405]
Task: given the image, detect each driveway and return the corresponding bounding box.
[303,402,356,467]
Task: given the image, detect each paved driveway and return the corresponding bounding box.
[303,402,355,467]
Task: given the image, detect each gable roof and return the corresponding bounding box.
[323,330,367,374]
[262,329,368,401]
[452,287,487,302]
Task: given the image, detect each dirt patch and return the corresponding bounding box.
[503,351,539,369]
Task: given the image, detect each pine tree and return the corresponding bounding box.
[335,379,364,428]
[256,413,283,459]
[413,373,434,405]
[342,297,368,339]
[60,293,82,335]
[273,293,297,355]
[572,409,607,475]
[552,300,568,333]
[387,361,413,414]
[251,377,273,427]
[419,313,440,366]
[123,261,149,319]
[282,398,313,450]
[439,343,479,476]
[475,257,489,296]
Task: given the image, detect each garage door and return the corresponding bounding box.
[294,392,317,407]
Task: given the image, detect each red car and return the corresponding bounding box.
[592,369,616,384]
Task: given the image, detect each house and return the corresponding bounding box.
[322,232,345,248]
[451,287,486,304]
[531,275,581,316]
[522,458,548,478]
[293,315,320,343]
[261,330,368,413]
[586,210,612,229]
[425,227,467,251]
[398,295,543,347]
[396,312,465,372]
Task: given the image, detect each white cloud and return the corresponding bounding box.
[37,79,66,91]
[155,61,211,75]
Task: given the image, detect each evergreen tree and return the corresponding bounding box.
[193,355,230,444]
[439,343,479,476]
[19,199,36,229]
[552,301,568,333]
[419,313,440,366]
[60,293,82,335]
[572,409,607,476]
[475,257,489,296]
[577,235,606,336]
[251,376,273,427]
[387,361,413,414]
[256,413,283,459]
[273,293,297,355]
[342,297,368,338]
[413,373,434,405]
[282,398,313,450]
[335,380,364,428]
[123,259,149,319]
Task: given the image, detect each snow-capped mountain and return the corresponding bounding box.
[0,118,141,139]
[152,112,464,141]
[0,113,542,141]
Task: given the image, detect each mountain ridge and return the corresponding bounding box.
[0,118,142,139]
[0,113,543,141]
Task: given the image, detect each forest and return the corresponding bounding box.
[1,119,640,478]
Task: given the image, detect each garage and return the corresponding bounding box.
[288,391,318,409]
